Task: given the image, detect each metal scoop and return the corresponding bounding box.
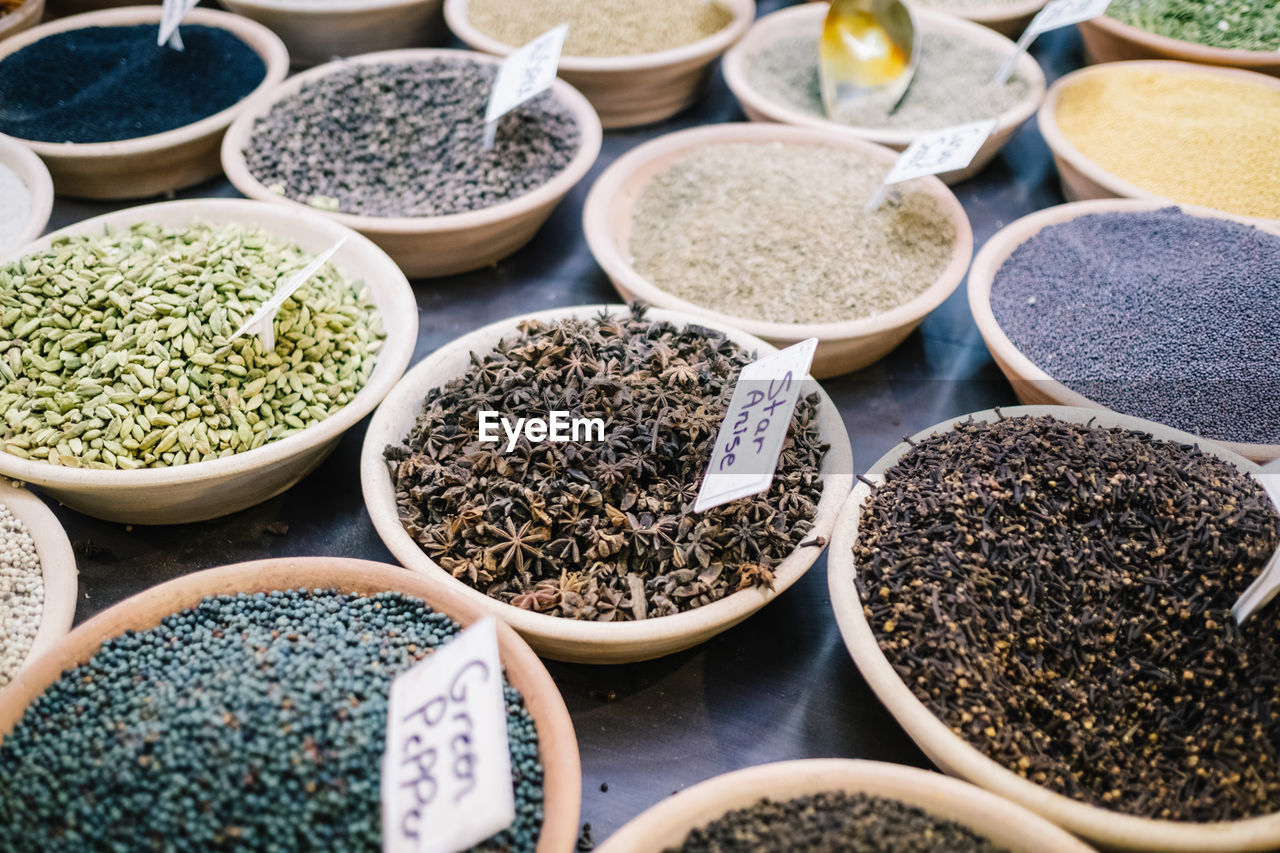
[819,0,919,120]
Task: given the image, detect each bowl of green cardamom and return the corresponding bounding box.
[0,198,416,524]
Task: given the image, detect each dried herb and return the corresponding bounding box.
[385,307,827,621]
[854,414,1280,821]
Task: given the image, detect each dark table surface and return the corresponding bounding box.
[45,3,1080,844]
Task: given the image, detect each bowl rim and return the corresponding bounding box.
[1081,11,1280,63]
[220,47,603,235]
[721,2,1048,149]
[967,197,1280,463]
[582,122,975,342]
[827,404,1280,852]
[0,197,418,491]
[220,0,434,17]
[0,557,581,853]
[443,0,756,72]
[928,0,1046,26]
[0,6,289,158]
[0,481,76,689]
[1036,59,1280,226]
[0,135,53,252]
[594,758,1095,853]
[360,303,854,659]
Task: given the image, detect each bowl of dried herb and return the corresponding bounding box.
[828,405,1280,852]
[361,304,853,664]
[0,198,417,524]
[583,123,974,379]
[595,758,1095,852]
[0,557,581,851]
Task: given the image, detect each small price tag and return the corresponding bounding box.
[693,338,818,513]
[229,236,346,351]
[1233,459,1280,625]
[866,119,998,210]
[381,618,515,853]
[995,0,1112,84]
[157,0,200,50]
[483,25,568,150]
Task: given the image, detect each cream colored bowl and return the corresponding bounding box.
[909,0,1047,38]
[0,135,52,253]
[0,558,581,853]
[444,0,755,128]
[361,304,854,664]
[1079,14,1280,77]
[0,481,77,693]
[222,48,602,279]
[723,3,1047,184]
[597,759,1095,852]
[0,0,44,42]
[0,198,417,525]
[968,198,1280,463]
[583,123,974,379]
[1037,60,1280,226]
[0,7,288,200]
[217,0,447,68]
[828,404,1280,852]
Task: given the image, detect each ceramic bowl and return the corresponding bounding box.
[0,481,77,693]
[361,304,854,664]
[1079,14,1280,77]
[583,123,974,379]
[967,198,1280,464]
[217,0,447,68]
[723,3,1047,184]
[0,7,288,200]
[914,0,1047,39]
[1037,60,1280,225]
[596,759,1095,852]
[0,134,53,253]
[0,557,581,852]
[828,404,1280,852]
[222,48,602,279]
[443,0,756,128]
[0,0,44,43]
[0,198,418,525]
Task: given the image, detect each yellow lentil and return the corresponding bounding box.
[1054,67,1280,220]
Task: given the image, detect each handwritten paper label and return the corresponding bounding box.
[866,120,997,210]
[483,25,568,149]
[230,236,346,351]
[381,618,515,853]
[1232,459,1280,625]
[694,338,818,513]
[995,0,1112,83]
[157,0,200,50]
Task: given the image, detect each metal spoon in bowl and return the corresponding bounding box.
[819,0,920,120]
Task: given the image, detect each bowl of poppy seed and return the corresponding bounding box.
[595,759,1094,852]
[360,304,853,664]
[721,3,1047,184]
[0,557,581,851]
[443,0,755,128]
[222,48,601,279]
[0,197,417,525]
[827,405,1280,852]
[0,6,289,200]
[0,480,77,697]
[968,198,1280,463]
[1038,60,1280,224]
[583,123,974,379]
[1078,0,1280,78]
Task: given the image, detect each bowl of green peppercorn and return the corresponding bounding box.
[0,198,417,525]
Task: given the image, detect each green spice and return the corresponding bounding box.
[0,221,384,470]
[747,27,1030,131]
[628,143,956,324]
[1109,0,1280,52]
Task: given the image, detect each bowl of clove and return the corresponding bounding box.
[828,405,1280,852]
[361,304,854,664]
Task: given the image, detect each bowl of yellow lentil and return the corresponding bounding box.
[1038,60,1280,225]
